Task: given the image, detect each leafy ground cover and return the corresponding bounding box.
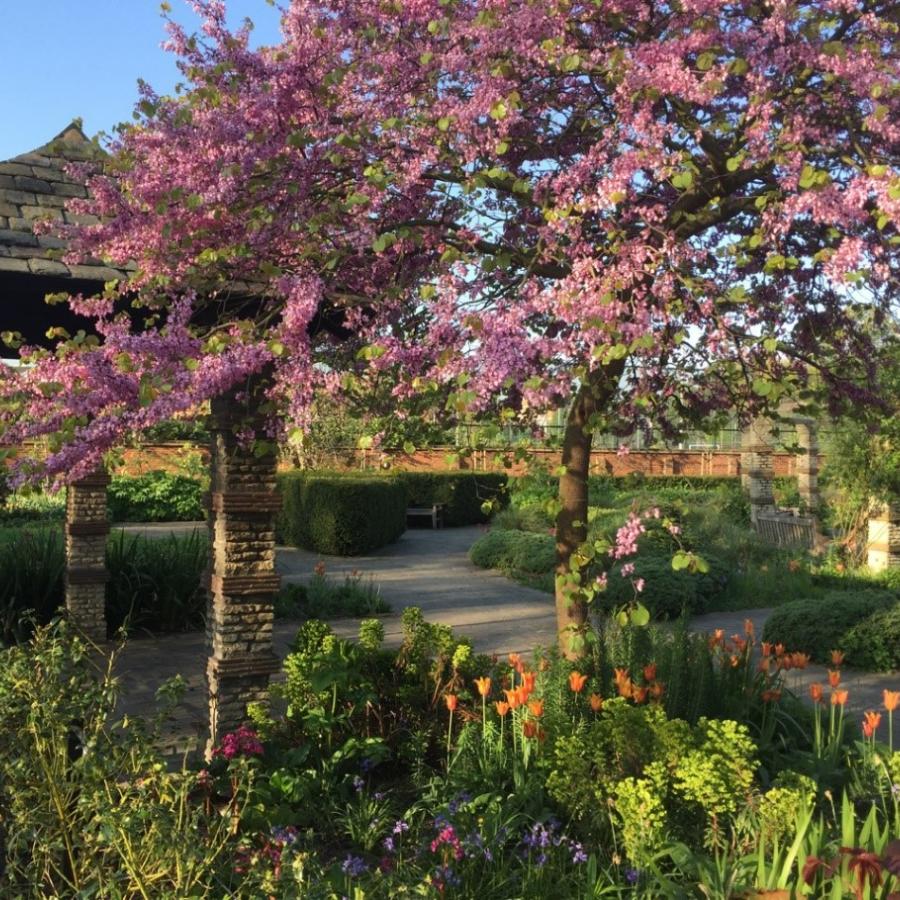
[275,564,391,620]
[2,619,897,897]
[470,475,900,670]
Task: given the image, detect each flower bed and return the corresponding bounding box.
[2,617,899,897]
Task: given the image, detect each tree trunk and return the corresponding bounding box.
[555,364,623,659]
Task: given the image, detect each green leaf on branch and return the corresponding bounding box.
[630,603,650,627]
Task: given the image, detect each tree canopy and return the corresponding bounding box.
[1,0,898,484]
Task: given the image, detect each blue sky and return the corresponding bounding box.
[0,1,283,160]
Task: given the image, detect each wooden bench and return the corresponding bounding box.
[755,511,816,549]
[406,504,444,529]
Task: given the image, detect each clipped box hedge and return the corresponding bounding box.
[278,472,407,555]
[398,472,509,526]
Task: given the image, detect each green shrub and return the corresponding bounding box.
[275,572,389,620]
[839,602,900,671]
[762,589,898,662]
[105,530,207,633]
[601,553,727,619]
[0,527,65,644]
[0,489,66,525]
[469,528,556,575]
[399,472,508,526]
[108,471,205,522]
[0,624,250,896]
[278,472,407,555]
[0,528,206,644]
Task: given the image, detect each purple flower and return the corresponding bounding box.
[626,868,640,884]
[383,836,395,853]
[341,855,368,877]
[393,820,409,835]
[570,842,588,864]
[352,775,365,793]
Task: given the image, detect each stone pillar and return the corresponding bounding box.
[65,470,110,643]
[867,503,900,572]
[793,417,819,515]
[205,387,281,753]
[741,419,776,527]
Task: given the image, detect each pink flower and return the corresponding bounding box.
[213,725,264,760]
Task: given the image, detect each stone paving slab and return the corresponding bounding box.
[113,524,899,753]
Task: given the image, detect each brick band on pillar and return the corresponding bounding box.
[205,386,281,753]
[65,469,110,643]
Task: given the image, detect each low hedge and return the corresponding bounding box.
[278,473,407,555]
[761,589,898,663]
[108,471,205,522]
[399,472,508,526]
[840,602,900,672]
[469,529,556,575]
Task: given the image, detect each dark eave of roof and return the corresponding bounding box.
[0,122,124,282]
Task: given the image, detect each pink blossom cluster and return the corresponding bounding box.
[213,725,264,760]
[431,825,464,862]
[611,508,660,561]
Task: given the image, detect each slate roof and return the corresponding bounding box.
[0,122,124,282]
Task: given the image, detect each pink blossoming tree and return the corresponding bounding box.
[2,0,899,654]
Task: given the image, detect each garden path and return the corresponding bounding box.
[113,524,900,754]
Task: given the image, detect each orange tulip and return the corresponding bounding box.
[522,720,538,739]
[613,667,630,686]
[508,653,525,674]
[831,689,849,707]
[515,685,530,707]
[883,690,900,713]
[521,671,536,694]
[528,699,544,718]
[774,643,785,657]
[632,685,649,704]
[809,683,824,703]
[761,642,773,658]
[828,669,841,689]
[830,649,845,667]
[712,628,725,646]
[495,701,510,717]
[863,710,881,734]
[761,689,782,703]
[730,654,741,668]
[643,663,657,683]
[445,694,458,712]
[732,635,747,653]
[616,677,634,699]
[589,693,604,712]
[780,655,793,672]
[503,689,521,710]
[649,681,665,700]
[568,671,588,693]
[744,618,755,638]
[474,677,492,697]
[758,658,772,675]
[791,652,810,670]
